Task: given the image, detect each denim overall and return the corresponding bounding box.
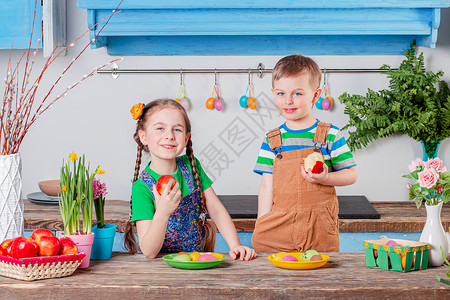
[139,157,205,252]
[252,122,340,252]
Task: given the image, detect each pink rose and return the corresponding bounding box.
[417,168,439,189]
[408,158,425,172]
[426,158,447,173]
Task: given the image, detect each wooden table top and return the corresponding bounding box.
[24,200,450,233]
[1,252,448,299]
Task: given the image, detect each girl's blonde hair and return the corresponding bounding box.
[124,99,216,254]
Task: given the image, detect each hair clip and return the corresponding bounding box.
[130,103,145,120]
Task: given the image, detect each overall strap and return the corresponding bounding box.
[139,170,157,200]
[266,127,282,150]
[314,122,331,144]
[176,157,197,193]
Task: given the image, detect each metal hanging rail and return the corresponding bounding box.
[98,63,393,79]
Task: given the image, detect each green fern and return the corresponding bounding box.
[339,41,450,151]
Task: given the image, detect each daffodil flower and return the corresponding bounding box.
[69,151,77,162]
[62,185,67,192]
[96,166,105,177]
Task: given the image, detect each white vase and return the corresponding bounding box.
[0,153,24,241]
[419,202,448,267]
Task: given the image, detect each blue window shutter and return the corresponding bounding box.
[0,0,43,49]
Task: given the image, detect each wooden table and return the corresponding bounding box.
[23,200,450,233]
[0,252,448,299]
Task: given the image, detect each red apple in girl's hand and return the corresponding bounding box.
[58,237,78,255]
[156,175,177,195]
[35,235,60,256]
[10,237,38,259]
[31,228,54,241]
[0,239,13,256]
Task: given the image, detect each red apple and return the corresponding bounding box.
[304,151,325,174]
[0,239,13,256]
[10,236,38,259]
[58,237,78,255]
[35,235,60,256]
[30,228,54,241]
[156,175,177,195]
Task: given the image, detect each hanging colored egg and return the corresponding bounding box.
[206,97,215,109]
[180,97,190,110]
[214,96,224,111]
[239,95,248,108]
[322,97,331,110]
[315,97,323,110]
[247,97,257,109]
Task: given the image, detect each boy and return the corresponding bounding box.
[252,55,358,252]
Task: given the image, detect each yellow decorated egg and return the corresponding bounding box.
[210,252,224,260]
[189,251,201,261]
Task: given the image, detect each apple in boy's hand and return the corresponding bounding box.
[156,175,177,195]
[10,236,38,259]
[304,151,325,174]
[35,235,60,256]
[0,239,13,256]
[30,228,54,241]
[58,237,78,255]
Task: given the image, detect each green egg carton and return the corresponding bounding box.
[364,238,430,272]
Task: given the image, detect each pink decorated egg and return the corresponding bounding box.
[280,255,298,262]
[198,253,218,261]
[386,240,398,247]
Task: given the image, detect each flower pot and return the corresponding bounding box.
[419,202,448,267]
[91,223,117,260]
[0,153,24,241]
[62,232,95,268]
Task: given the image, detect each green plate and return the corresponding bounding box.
[162,253,225,270]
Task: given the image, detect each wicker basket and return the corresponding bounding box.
[0,253,85,281]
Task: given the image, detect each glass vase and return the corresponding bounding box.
[421,140,441,161]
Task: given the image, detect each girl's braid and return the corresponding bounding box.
[123,144,143,254]
[185,138,216,251]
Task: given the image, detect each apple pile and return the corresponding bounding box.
[0,229,78,259]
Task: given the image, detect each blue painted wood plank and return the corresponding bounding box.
[106,35,425,56]
[78,0,450,9]
[0,0,43,49]
[90,8,432,36]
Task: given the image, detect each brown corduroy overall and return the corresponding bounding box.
[252,122,340,252]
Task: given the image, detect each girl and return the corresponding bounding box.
[124,99,256,260]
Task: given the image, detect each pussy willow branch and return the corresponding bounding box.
[1,0,123,155]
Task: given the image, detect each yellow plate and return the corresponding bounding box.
[267,252,330,270]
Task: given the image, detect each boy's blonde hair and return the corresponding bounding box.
[272,54,322,89]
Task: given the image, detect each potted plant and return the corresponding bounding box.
[403,157,449,266]
[91,175,117,260]
[59,151,99,268]
[338,41,450,159]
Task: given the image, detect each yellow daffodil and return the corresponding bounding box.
[69,151,77,162]
[96,166,105,177]
[62,185,67,192]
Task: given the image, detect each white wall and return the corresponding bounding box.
[2,1,449,202]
